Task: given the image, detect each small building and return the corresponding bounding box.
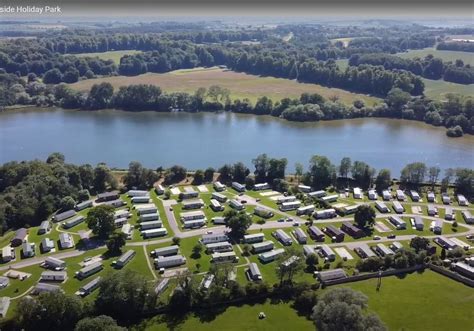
[314,208,336,219]
[131,196,151,204]
[103,199,125,208]
[432,220,443,234]
[75,200,93,211]
[388,215,406,229]
[211,251,239,263]
[374,243,393,257]
[183,219,206,229]
[0,277,9,289]
[308,226,325,242]
[139,213,159,222]
[40,238,54,253]
[154,255,186,269]
[427,205,437,216]
[296,204,315,216]
[298,185,312,193]
[462,210,474,224]
[247,262,262,281]
[308,190,326,198]
[392,201,405,214]
[396,190,406,201]
[59,232,74,249]
[353,187,363,199]
[181,210,206,222]
[206,241,233,253]
[390,241,403,253]
[135,204,158,215]
[179,191,199,200]
[128,190,149,197]
[44,257,66,270]
[457,194,468,206]
[368,190,378,200]
[76,262,103,279]
[11,228,27,247]
[427,192,436,202]
[254,183,270,191]
[38,221,51,235]
[200,274,215,290]
[338,205,359,216]
[252,241,274,253]
[154,278,169,295]
[258,248,285,263]
[140,221,163,230]
[231,182,246,192]
[413,216,424,230]
[214,181,226,192]
[96,191,119,202]
[277,195,297,204]
[382,190,391,201]
[317,269,347,283]
[273,229,293,246]
[303,245,316,257]
[279,201,301,211]
[211,192,227,203]
[321,195,338,203]
[53,210,76,223]
[32,283,63,295]
[121,224,133,239]
[40,271,67,282]
[62,215,85,229]
[209,199,224,212]
[319,244,336,261]
[354,244,376,259]
[115,250,136,268]
[341,223,364,239]
[78,276,101,297]
[444,208,455,221]
[0,297,10,318]
[441,193,451,205]
[410,190,420,202]
[375,201,389,213]
[155,184,165,195]
[22,242,35,258]
[243,233,265,244]
[182,199,205,210]
[453,262,474,280]
[201,233,229,245]
[141,228,168,238]
[151,245,180,257]
[229,199,245,210]
[293,228,308,244]
[212,216,226,225]
[324,225,345,242]
[254,206,273,218]
[433,236,457,250]
[1,246,13,263]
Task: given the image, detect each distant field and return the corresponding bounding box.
[330,37,354,47]
[422,78,474,100]
[74,50,142,64]
[69,67,380,106]
[397,47,474,65]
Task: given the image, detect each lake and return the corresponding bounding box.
[1,108,473,175]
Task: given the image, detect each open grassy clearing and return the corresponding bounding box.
[73,50,142,64]
[396,47,474,66]
[422,78,474,101]
[69,67,381,106]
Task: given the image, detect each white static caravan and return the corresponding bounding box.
[115,250,136,268]
[442,193,451,205]
[121,224,133,239]
[427,205,437,216]
[388,215,407,229]
[298,185,312,193]
[279,201,301,211]
[1,246,12,263]
[308,190,326,198]
[155,255,186,269]
[293,228,308,244]
[22,242,35,258]
[179,191,199,200]
[40,271,67,282]
[462,210,474,224]
[127,190,149,197]
[308,226,325,242]
[59,233,74,249]
[139,213,160,222]
[368,190,378,200]
[44,257,66,270]
[53,209,76,223]
[254,206,273,219]
[258,248,285,263]
[182,199,205,210]
[314,208,336,219]
[211,251,239,263]
[444,208,455,221]
[62,215,85,229]
[243,233,265,244]
[375,201,389,213]
[141,228,168,238]
[432,220,443,234]
[390,241,404,253]
[151,245,180,257]
[273,229,293,246]
[154,278,169,295]
[213,181,226,192]
[303,245,316,257]
[154,184,165,195]
[374,243,394,257]
[229,199,245,210]
[131,196,151,204]
[413,216,424,230]
[457,194,468,206]
[231,182,246,192]
[410,191,421,202]
[78,276,101,297]
[254,183,270,191]
[321,195,338,203]
[114,217,128,228]
[75,200,93,211]
[209,199,224,212]
[135,204,158,215]
[354,244,376,259]
[277,195,297,204]
[252,241,274,253]
[396,190,406,201]
[41,238,55,253]
[382,190,391,201]
[211,192,227,203]
[76,262,103,280]
[392,201,405,214]
[319,245,336,261]
[114,209,131,220]
[296,204,315,216]
[140,221,162,230]
[38,220,51,235]
[427,192,436,202]
[201,233,229,245]
[212,217,226,225]
[181,210,206,222]
[104,199,126,208]
[206,242,233,253]
[183,219,206,229]
[434,236,457,250]
[353,187,363,199]
[247,262,262,281]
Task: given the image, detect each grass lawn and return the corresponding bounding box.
[422,78,474,101]
[396,47,474,66]
[74,50,142,64]
[69,67,381,106]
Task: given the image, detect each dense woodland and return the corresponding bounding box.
[437,41,474,53]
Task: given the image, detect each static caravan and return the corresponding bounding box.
[22,242,35,258]
[231,182,246,192]
[296,204,315,216]
[457,194,468,206]
[40,271,67,282]
[432,220,443,234]
[104,199,125,208]
[121,224,133,239]
[390,242,404,253]
[442,193,451,205]
[282,255,300,268]
[314,208,336,219]
[229,199,245,210]
[154,278,169,295]
[2,246,12,263]
[96,191,119,202]
[179,191,199,200]
[252,240,274,253]
[151,245,179,257]
[353,187,363,199]
[41,238,55,253]
[273,229,293,246]
[368,190,378,200]
[427,205,437,216]
[243,233,265,244]
[139,213,159,222]
[258,248,285,263]
[115,250,136,268]
[32,283,63,295]
[321,195,338,203]
[53,210,76,223]
[140,221,162,230]
[254,206,273,218]
[247,262,262,281]
[324,225,345,242]
[127,190,149,197]
[319,244,336,261]
[142,228,167,238]
[462,210,474,224]
[114,209,131,219]
[114,217,128,228]
[375,201,389,213]
[453,262,474,280]
[154,184,165,195]
[75,200,93,211]
[410,191,420,202]
[78,276,101,297]
[155,255,186,269]
[317,269,347,283]
[434,236,457,250]
[44,257,66,270]
[59,233,74,249]
[308,226,325,242]
[183,199,205,210]
[0,297,10,318]
[212,217,226,225]
[181,210,206,222]
[374,244,393,257]
[339,205,359,216]
[277,195,297,204]
[206,242,233,253]
[254,183,270,191]
[341,223,364,239]
[444,208,455,221]
[212,251,239,263]
[183,219,206,229]
[413,216,424,230]
[279,201,301,211]
[200,274,214,290]
[396,190,406,201]
[135,204,158,215]
[298,185,312,193]
[392,201,405,214]
[388,215,406,229]
[427,192,436,202]
[201,233,229,245]
[38,221,51,235]
[62,215,85,229]
[11,228,27,247]
[354,244,376,259]
[211,192,227,203]
[131,196,150,204]
[76,262,103,279]
[293,228,308,244]
[308,190,326,198]
[303,245,316,257]
[209,199,224,212]
[382,190,391,201]
[214,181,226,192]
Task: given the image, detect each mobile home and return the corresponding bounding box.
[183,219,206,228]
[354,244,376,259]
[341,223,364,239]
[457,194,468,206]
[78,276,101,297]
[182,199,205,210]
[314,208,336,219]
[382,190,391,201]
[41,238,55,252]
[211,192,227,203]
[141,228,168,238]
[44,257,66,270]
[140,221,163,230]
[59,233,74,249]
[104,199,125,208]
[53,210,76,223]
[209,199,224,212]
[442,193,451,205]
[96,191,119,202]
[388,215,406,229]
[231,182,246,192]
[308,226,325,242]
[229,199,245,210]
[427,205,437,216]
[396,190,406,201]
[151,245,180,257]
[22,242,35,258]
[427,192,435,202]
[212,216,226,225]
[279,201,301,211]
[214,181,226,192]
[211,251,239,263]
[121,224,133,239]
[38,221,51,235]
[115,250,136,268]
[128,190,149,197]
[392,201,405,214]
[247,263,262,281]
[179,191,199,200]
[254,206,273,218]
[154,184,165,195]
[321,195,338,203]
[131,196,151,204]
[368,190,378,200]
[298,185,312,193]
[114,209,131,219]
[296,204,315,216]
[76,262,103,279]
[353,187,363,199]
[139,213,160,222]
[432,220,443,234]
[375,201,389,213]
[303,245,316,257]
[1,246,12,263]
[277,195,297,204]
[75,200,93,211]
[462,210,474,224]
[40,271,67,282]
[62,215,85,229]
[444,208,455,221]
[434,236,457,250]
[308,190,326,198]
[258,248,285,263]
[410,191,420,202]
[135,204,157,215]
[413,216,424,230]
[155,255,186,269]
[293,228,308,244]
[206,242,233,253]
[181,210,206,222]
[324,225,345,242]
[273,229,293,246]
[243,233,265,244]
[252,240,274,253]
[11,228,27,247]
[319,244,336,261]
[201,233,229,245]
[374,243,393,257]
[254,183,270,191]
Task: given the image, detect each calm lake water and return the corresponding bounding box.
[1,108,473,174]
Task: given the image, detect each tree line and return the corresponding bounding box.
[437,41,474,53]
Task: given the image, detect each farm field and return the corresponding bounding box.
[68,67,381,106]
[396,47,474,66]
[74,50,142,64]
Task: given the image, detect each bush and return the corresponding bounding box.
[446,125,463,137]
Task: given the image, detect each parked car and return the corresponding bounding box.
[278,218,285,222]
[373,235,381,240]
[387,234,396,239]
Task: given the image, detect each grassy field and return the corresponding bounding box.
[422,78,474,101]
[396,47,474,66]
[74,50,142,64]
[69,67,380,106]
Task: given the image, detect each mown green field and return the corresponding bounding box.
[74,50,142,64]
[422,78,474,101]
[396,47,474,66]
